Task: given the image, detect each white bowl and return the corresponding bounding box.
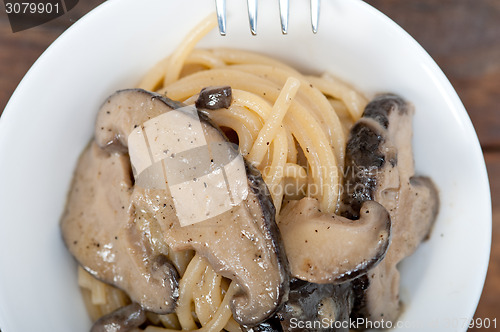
[0,0,491,331]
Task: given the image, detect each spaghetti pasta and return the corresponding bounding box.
[79,14,368,331]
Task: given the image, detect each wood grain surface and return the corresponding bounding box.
[1,0,498,331]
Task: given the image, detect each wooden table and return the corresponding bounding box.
[0,0,498,330]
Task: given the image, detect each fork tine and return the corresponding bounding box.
[310,0,320,33]
[279,0,289,34]
[215,0,227,36]
[247,0,258,35]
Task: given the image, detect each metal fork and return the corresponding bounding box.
[215,0,321,35]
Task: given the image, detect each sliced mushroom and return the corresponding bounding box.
[342,94,439,324]
[61,143,179,313]
[87,89,289,325]
[407,176,440,241]
[278,197,390,284]
[90,303,146,332]
[195,86,232,110]
[95,89,184,152]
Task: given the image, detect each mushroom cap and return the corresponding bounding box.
[279,197,391,284]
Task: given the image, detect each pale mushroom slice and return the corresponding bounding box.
[95,88,289,325]
[132,160,289,326]
[342,94,440,324]
[61,143,179,313]
[279,197,390,284]
[95,88,184,152]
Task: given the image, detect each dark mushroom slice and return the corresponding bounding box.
[97,88,289,325]
[338,95,401,220]
[90,303,146,332]
[61,143,179,313]
[278,197,390,284]
[195,86,233,110]
[244,279,354,332]
[341,94,439,324]
[241,315,283,332]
